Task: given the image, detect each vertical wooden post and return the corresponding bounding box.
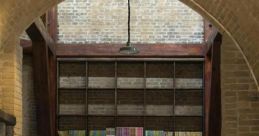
[26,19,56,136]
[48,49,57,136]
[209,34,222,136]
[204,53,212,136]
[204,33,222,136]
[47,7,58,42]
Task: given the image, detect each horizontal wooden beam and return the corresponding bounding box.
[0,110,16,126]
[56,43,206,58]
[20,39,32,54]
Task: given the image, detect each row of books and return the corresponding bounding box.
[116,127,143,136]
[145,131,202,136]
[89,128,116,136]
[58,129,202,136]
[145,130,173,136]
[58,130,85,136]
[175,132,202,136]
[89,130,106,136]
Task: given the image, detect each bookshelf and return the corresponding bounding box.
[57,58,204,136]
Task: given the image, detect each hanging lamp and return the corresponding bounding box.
[119,0,139,54]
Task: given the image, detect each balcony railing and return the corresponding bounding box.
[0,110,16,136]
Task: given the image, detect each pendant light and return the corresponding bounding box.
[119,0,139,54]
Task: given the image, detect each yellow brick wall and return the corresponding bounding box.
[180,0,259,92]
[22,55,38,136]
[0,88,2,109]
[0,36,23,136]
[57,0,204,44]
[221,35,259,136]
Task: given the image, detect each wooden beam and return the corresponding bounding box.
[47,48,57,136]
[208,33,222,136]
[204,33,222,136]
[32,39,53,136]
[20,42,208,57]
[204,51,212,136]
[26,19,56,136]
[47,7,58,42]
[20,39,32,54]
[40,13,47,26]
[204,20,219,54]
[27,18,55,55]
[204,20,218,43]
[56,43,206,57]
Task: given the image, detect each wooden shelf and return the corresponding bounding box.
[58,87,86,90]
[57,114,202,116]
[57,59,205,135]
[57,114,202,117]
[174,115,203,117]
[57,114,87,117]
[88,115,115,117]
[145,88,174,90]
[175,88,204,90]
[117,88,145,90]
[117,115,145,117]
[88,88,115,90]
[175,88,203,91]
[174,131,203,132]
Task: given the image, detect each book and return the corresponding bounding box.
[68,130,85,136]
[164,131,173,136]
[106,128,115,136]
[58,130,85,136]
[89,130,106,136]
[116,127,143,136]
[145,130,165,136]
[174,132,202,136]
[145,130,174,136]
[58,131,69,136]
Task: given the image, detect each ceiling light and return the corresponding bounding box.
[119,0,139,54]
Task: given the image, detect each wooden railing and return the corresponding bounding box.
[0,110,16,136]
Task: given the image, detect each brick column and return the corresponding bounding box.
[0,37,23,136]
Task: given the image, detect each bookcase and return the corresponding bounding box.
[57,58,204,136]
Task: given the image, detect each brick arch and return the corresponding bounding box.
[180,0,259,92]
[0,0,61,46]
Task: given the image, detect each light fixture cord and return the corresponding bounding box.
[127,0,131,46]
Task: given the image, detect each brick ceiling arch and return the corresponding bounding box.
[0,0,259,91]
[180,0,259,91]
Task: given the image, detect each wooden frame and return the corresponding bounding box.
[56,44,206,58]
[204,33,222,136]
[20,39,32,54]
[20,7,221,136]
[47,6,58,42]
[26,18,56,136]
[57,58,205,136]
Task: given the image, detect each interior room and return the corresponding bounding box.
[0,0,259,136]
